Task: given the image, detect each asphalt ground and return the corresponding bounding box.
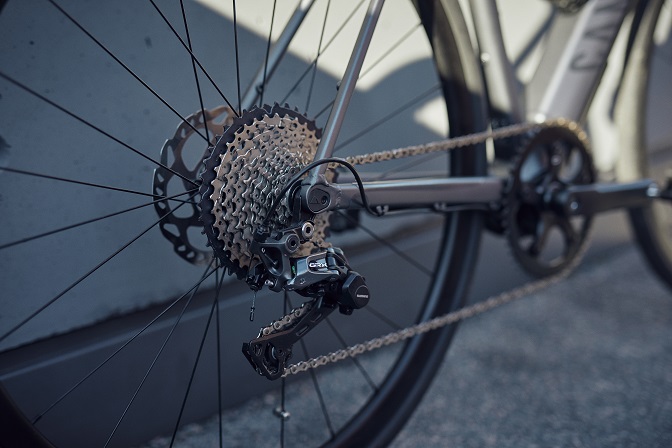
[139,219,672,448]
[391,242,672,448]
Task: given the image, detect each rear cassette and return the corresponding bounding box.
[199,104,330,278]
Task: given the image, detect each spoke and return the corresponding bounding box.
[334,210,432,277]
[358,22,422,79]
[299,337,334,436]
[0,71,199,187]
[280,294,289,448]
[0,191,198,344]
[314,98,334,120]
[215,268,224,448]
[168,272,225,446]
[233,0,242,116]
[45,0,209,141]
[334,83,441,153]
[147,0,240,117]
[280,377,287,448]
[364,305,402,331]
[31,265,218,424]
[103,262,217,448]
[286,293,334,437]
[304,0,331,114]
[0,166,194,202]
[0,189,196,251]
[311,20,425,121]
[373,152,442,181]
[324,318,377,391]
[281,0,367,105]
[260,0,278,106]
[180,0,210,143]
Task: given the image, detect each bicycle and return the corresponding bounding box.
[0,0,669,446]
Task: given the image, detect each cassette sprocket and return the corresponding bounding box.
[199,104,330,279]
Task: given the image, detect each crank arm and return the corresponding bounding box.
[555,179,657,216]
[242,296,337,380]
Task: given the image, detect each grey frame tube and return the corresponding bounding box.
[308,0,385,184]
[526,0,630,122]
[334,176,503,210]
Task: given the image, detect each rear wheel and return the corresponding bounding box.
[0,1,486,446]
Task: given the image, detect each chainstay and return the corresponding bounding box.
[281,117,590,377]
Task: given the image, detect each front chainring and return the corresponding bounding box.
[505,125,595,277]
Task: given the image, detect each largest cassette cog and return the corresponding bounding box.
[199,104,329,279]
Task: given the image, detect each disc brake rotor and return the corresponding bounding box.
[199,104,331,279]
[153,106,234,265]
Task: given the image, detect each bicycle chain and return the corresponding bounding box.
[279,117,590,377]
[260,300,314,337]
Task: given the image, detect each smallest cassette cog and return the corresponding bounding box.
[505,124,595,277]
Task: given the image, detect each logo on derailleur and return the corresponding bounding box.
[308,260,328,270]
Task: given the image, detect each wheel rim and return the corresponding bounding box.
[0,1,484,446]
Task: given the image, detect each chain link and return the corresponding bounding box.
[279,117,590,377]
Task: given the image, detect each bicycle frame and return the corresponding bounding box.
[227,0,655,213]
[298,0,658,215]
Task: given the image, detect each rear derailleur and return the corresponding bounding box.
[242,222,370,380]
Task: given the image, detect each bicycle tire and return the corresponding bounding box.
[0,1,486,446]
[616,0,672,289]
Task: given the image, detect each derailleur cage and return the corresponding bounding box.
[243,223,370,379]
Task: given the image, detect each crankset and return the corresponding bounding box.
[504,125,595,276]
[503,124,663,277]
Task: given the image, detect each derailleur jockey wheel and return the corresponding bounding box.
[505,125,596,277]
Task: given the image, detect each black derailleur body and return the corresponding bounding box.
[243,192,370,379]
[246,225,370,313]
